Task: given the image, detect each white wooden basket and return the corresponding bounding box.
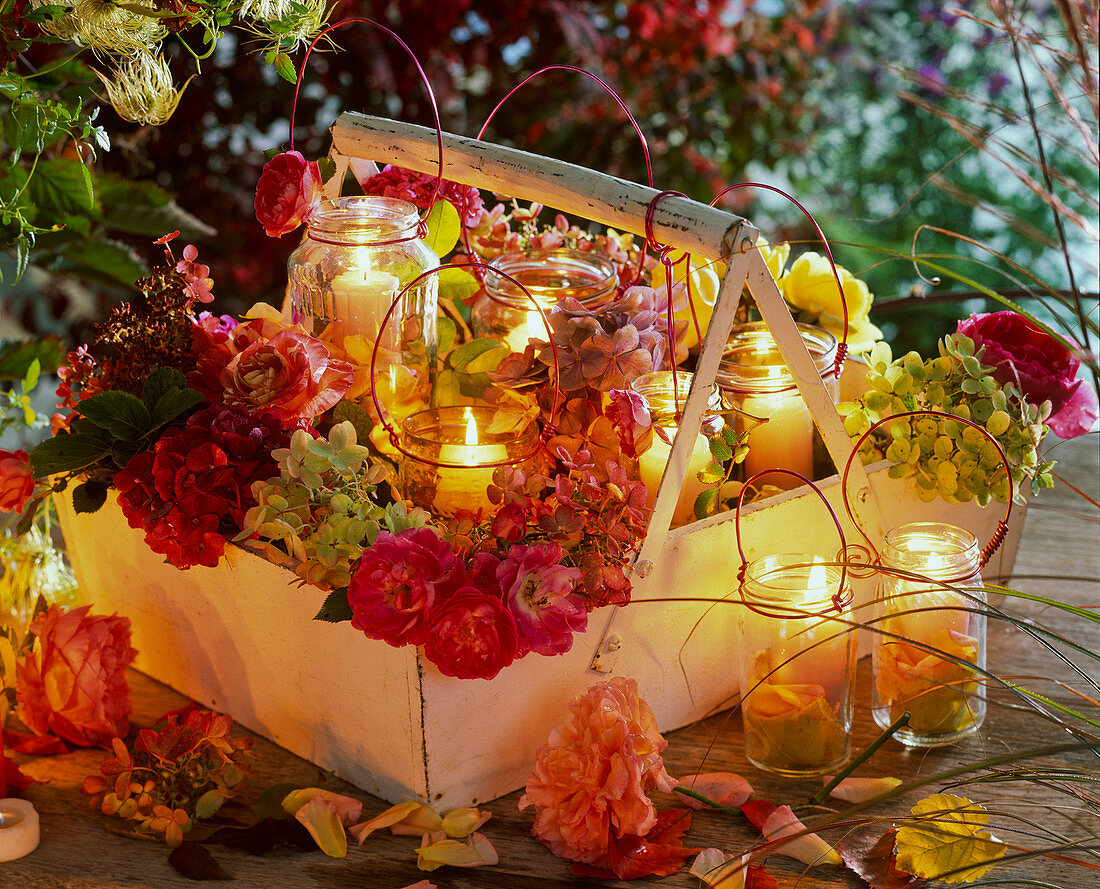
[56,114,1025,808]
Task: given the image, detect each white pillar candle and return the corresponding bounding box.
[433,410,510,517]
[637,426,713,527]
[329,268,401,345]
[741,389,815,487]
[0,798,40,861]
[502,309,546,355]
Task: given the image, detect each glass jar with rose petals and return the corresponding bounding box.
[287,196,440,424]
[737,555,856,777]
[873,522,986,747]
[471,249,618,354]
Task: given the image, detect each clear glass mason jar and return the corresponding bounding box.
[715,322,839,489]
[630,370,722,527]
[873,522,986,747]
[737,556,856,776]
[398,405,539,519]
[471,249,618,353]
[287,196,440,423]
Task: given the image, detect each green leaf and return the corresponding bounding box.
[708,437,733,462]
[29,432,111,476]
[435,368,461,404]
[316,156,337,184]
[27,157,94,217]
[0,336,64,378]
[72,478,109,513]
[693,487,718,519]
[438,266,480,304]
[437,315,457,355]
[448,338,502,371]
[272,52,298,84]
[314,588,353,622]
[55,238,146,288]
[76,390,152,441]
[421,199,460,258]
[97,175,216,240]
[150,386,204,429]
[895,794,1005,883]
[141,366,187,409]
[463,345,508,374]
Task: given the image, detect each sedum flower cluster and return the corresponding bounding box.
[841,333,1054,504]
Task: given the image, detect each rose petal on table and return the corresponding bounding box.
[690,848,747,888]
[291,796,350,858]
[676,772,754,809]
[281,787,363,824]
[399,882,437,889]
[823,776,903,804]
[761,805,841,866]
[388,803,446,836]
[349,800,425,842]
[415,830,498,872]
[440,806,491,838]
[739,799,778,831]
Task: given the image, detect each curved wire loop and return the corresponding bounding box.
[288,17,447,233]
[367,262,563,467]
[733,468,852,617]
[840,409,1015,572]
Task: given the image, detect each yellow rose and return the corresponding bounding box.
[782,252,873,322]
[817,313,884,354]
[758,237,790,282]
[650,250,722,350]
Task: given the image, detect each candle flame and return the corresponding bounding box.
[808,562,828,591]
[464,409,478,447]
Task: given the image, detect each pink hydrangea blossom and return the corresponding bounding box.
[957,311,1099,438]
[497,543,585,657]
[520,677,675,866]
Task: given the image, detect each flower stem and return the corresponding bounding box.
[811,711,911,805]
[671,786,745,818]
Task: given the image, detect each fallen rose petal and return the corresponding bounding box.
[415,830,498,872]
[388,803,445,836]
[739,799,778,831]
[281,787,363,825]
[676,772,754,809]
[399,882,437,889]
[2,727,70,755]
[440,806,491,838]
[606,808,699,879]
[690,848,747,888]
[292,795,349,858]
[349,800,423,843]
[824,776,903,804]
[761,805,841,867]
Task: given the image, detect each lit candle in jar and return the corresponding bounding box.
[741,380,815,484]
[0,798,40,861]
[329,266,401,346]
[399,406,537,519]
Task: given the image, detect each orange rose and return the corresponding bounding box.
[16,604,137,747]
[0,449,34,513]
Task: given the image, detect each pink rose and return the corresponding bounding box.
[423,587,518,680]
[348,529,464,648]
[15,604,137,747]
[219,329,353,427]
[0,448,35,513]
[254,150,323,238]
[957,311,1099,438]
[497,543,585,657]
[520,677,675,866]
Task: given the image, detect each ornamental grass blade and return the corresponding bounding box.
[894,794,1006,883]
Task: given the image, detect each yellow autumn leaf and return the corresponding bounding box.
[895,793,1006,883]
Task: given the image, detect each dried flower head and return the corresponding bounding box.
[96,49,190,127]
[34,0,166,56]
[239,0,331,52]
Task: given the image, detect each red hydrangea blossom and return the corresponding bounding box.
[956,311,1099,438]
[359,164,485,226]
[497,543,586,657]
[422,586,519,681]
[347,528,464,648]
[114,404,288,570]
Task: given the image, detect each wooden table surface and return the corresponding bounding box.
[6,435,1098,889]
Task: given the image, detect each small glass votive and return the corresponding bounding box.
[873,522,986,747]
[737,556,856,776]
[715,322,839,489]
[398,405,538,519]
[471,249,618,353]
[629,371,722,527]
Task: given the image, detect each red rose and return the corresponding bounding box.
[423,587,518,680]
[15,604,136,747]
[348,528,464,648]
[254,150,323,238]
[957,311,1099,438]
[0,448,34,513]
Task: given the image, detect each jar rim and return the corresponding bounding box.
[630,370,721,416]
[485,248,618,310]
[742,554,849,612]
[306,196,420,243]
[882,522,981,579]
[716,322,838,393]
[401,405,538,457]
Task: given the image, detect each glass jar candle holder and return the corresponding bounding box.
[398,405,538,519]
[471,249,618,353]
[873,522,986,747]
[287,196,440,424]
[630,371,722,527]
[737,556,856,776]
[715,322,839,490]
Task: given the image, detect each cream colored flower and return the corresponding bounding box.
[781,251,874,323]
[240,0,331,51]
[96,50,190,126]
[33,0,166,56]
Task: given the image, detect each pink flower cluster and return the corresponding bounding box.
[114,404,289,569]
[359,164,484,226]
[346,528,586,680]
[957,311,1098,438]
[520,677,676,866]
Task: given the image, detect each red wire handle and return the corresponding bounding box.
[733,469,852,616]
[367,262,563,467]
[840,409,1015,570]
[644,190,692,409]
[288,17,446,228]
